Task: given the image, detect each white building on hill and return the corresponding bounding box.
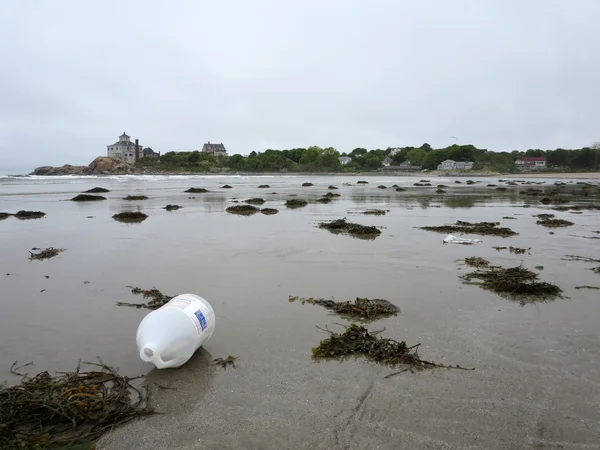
[107,132,141,164]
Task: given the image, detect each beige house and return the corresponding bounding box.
[107,132,141,164]
[202,142,228,157]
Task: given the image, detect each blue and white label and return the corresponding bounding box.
[194,309,207,331]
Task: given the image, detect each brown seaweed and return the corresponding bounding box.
[71,194,106,202]
[461,265,563,304]
[112,212,148,223]
[290,296,399,321]
[116,286,173,309]
[184,188,209,193]
[226,205,259,215]
[318,218,381,239]
[260,208,279,215]
[285,199,308,209]
[420,220,517,237]
[29,247,65,261]
[84,187,110,193]
[244,198,266,205]
[123,195,148,201]
[0,361,153,449]
[311,324,473,375]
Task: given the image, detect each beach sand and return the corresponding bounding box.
[1,175,599,449]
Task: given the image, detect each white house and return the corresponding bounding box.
[382,157,392,167]
[515,157,547,171]
[338,156,352,166]
[437,159,474,171]
[107,132,141,164]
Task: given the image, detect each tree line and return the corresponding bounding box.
[137,143,600,173]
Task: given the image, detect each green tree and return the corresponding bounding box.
[405,148,426,166]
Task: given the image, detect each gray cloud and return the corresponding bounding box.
[1,0,599,170]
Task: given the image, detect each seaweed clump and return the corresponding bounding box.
[536,217,574,228]
[420,220,517,237]
[0,361,153,449]
[260,208,279,215]
[13,210,47,220]
[328,185,338,190]
[213,356,238,369]
[290,297,399,321]
[244,198,266,205]
[464,257,489,268]
[112,212,148,223]
[323,192,340,198]
[185,188,208,193]
[123,195,148,201]
[84,187,110,193]
[319,218,381,239]
[257,184,270,188]
[226,205,259,215]
[117,286,173,309]
[363,209,386,216]
[316,197,331,204]
[312,324,472,374]
[221,184,232,188]
[29,247,65,261]
[461,265,563,304]
[163,205,182,211]
[285,199,308,209]
[71,194,106,202]
[302,182,314,187]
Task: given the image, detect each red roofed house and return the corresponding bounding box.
[515,156,547,171]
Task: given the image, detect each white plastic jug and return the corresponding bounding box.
[136,293,216,369]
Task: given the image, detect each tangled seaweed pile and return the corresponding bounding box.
[84,187,110,193]
[213,356,238,369]
[536,217,574,228]
[226,205,259,215]
[464,257,489,268]
[319,218,381,239]
[116,286,173,309]
[0,361,153,449]
[71,194,106,202]
[290,297,399,321]
[420,220,518,237]
[112,212,147,223]
[260,208,279,215]
[493,246,530,255]
[1,211,47,220]
[244,198,266,205]
[163,205,182,211]
[461,265,563,304]
[285,199,308,209]
[185,188,208,193]
[123,195,149,201]
[29,247,64,261]
[312,324,471,375]
[363,209,386,216]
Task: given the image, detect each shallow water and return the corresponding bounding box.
[2,175,600,449]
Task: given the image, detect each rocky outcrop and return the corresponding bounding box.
[86,157,134,174]
[31,157,134,176]
[31,164,88,176]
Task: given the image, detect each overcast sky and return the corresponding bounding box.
[1,0,599,170]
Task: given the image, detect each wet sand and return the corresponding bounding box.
[1,175,600,449]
